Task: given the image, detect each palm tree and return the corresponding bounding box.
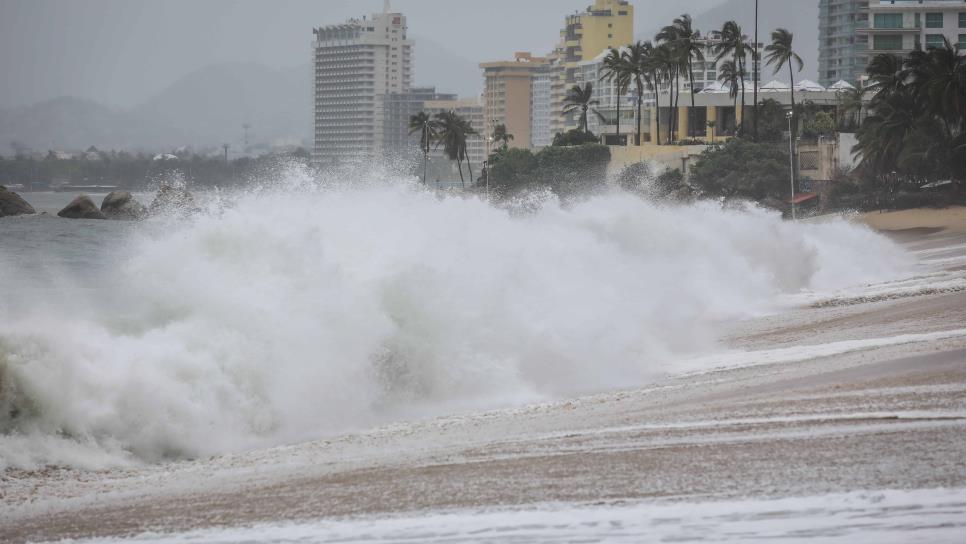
[715,21,750,136]
[753,0,760,140]
[717,60,741,134]
[563,82,606,134]
[764,28,804,133]
[408,112,437,184]
[623,41,656,145]
[662,14,704,138]
[434,111,477,189]
[866,53,905,105]
[836,86,866,130]
[652,42,679,143]
[916,38,966,128]
[599,47,632,142]
[491,124,513,149]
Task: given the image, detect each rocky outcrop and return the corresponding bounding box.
[57,195,107,220]
[149,185,196,215]
[100,191,146,220]
[0,186,36,217]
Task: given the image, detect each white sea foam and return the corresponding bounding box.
[66,488,966,544]
[0,174,913,468]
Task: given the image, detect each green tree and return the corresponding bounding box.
[690,138,790,201]
[624,41,658,145]
[717,60,741,132]
[599,47,632,141]
[715,21,751,135]
[409,111,437,184]
[661,14,705,138]
[764,28,804,132]
[651,41,679,143]
[434,110,478,188]
[562,82,606,134]
[491,123,513,149]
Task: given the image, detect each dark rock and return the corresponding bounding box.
[101,191,146,220]
[58,195,107,220]
[0,186,36,217]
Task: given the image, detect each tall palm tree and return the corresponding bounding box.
[715,21,750,135]
[434,111,477,189]
[717,59,741,133]
[662,14,704,138]
[623,41,656,145]
[652,42,679,143]
[753,0,760,140]
[562,82,606,134]
[764,28,804,132]
[599,47,632,141]
[491,124,513,149]
[408,112,437,184]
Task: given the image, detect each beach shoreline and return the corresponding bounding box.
[2,218,966,543]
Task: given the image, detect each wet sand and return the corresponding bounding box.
[3,229,966,542]
[859,205,966,234]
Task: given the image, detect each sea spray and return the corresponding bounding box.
[0,176,911,468]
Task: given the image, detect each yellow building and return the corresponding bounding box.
[480,52,549,150]
[553,0,634,134]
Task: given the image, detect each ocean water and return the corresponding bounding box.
[0,171,914,469]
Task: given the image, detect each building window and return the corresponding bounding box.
[874,13,903,29]
[960,34,966,48]
[960,13,966,28]
[873,34,903,50]
[925,34,944,49]
[925,12,944,28]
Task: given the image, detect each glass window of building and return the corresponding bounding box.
[874,13,903,29]
[960,13,966,28]
[925,34,944,49]
[874,34,904,50]
[925,13,944,28]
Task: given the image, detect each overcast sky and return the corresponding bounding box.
[0,0,822,111]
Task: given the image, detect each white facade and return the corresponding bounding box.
[530,66,553,148]
[312,5,413,163]
[860,1,966,59]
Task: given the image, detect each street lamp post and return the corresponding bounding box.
[787,111,796,220]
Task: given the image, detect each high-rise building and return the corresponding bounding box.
[312,2,413,164]
[554,0,634,134]
[382,87,457,166]
[480,52,550,151]
[818,1,870,87]
[530,64,554,149]
[859,0,966,66]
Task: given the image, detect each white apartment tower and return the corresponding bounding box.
[860,0,966,60]
[312,1,413,163]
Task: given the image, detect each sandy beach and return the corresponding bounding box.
[3,208,966,543]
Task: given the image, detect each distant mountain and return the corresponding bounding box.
[412,34,482,98]
[0,96,182,154]
[639,0,819,84]
[0,62,311,155]
[131,61,311,149]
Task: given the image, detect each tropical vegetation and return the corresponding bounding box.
[408,110,479,188]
